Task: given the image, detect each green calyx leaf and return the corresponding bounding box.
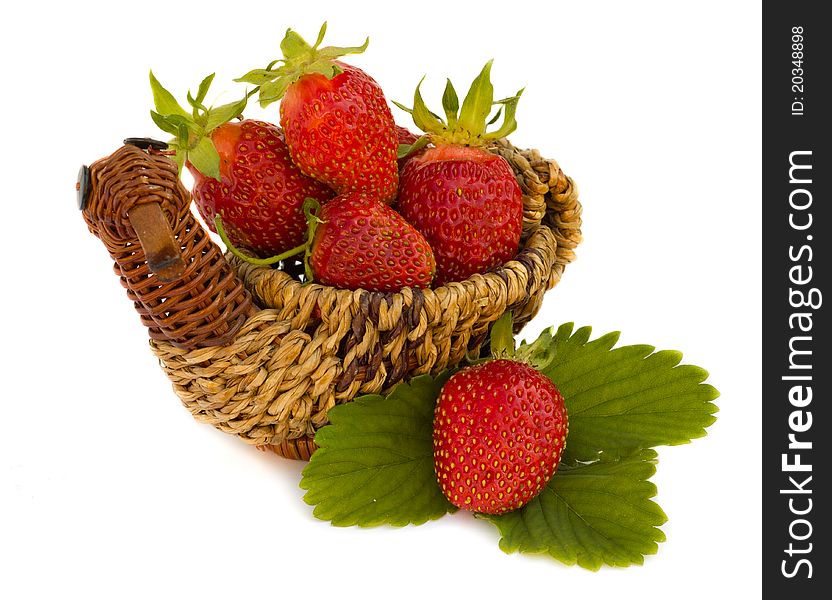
[521,323,720,462]
[441,78,460,128]
[149,70,189,119]
[204,91,252,133]
[457,59,494,139]
[300,373,457,527]
[488,311,516,358]
[280,27,314,60]
[193,73,215,106]
[392,79,445,139]
[394,60,522,146]
[396,134,429,160]
[485,88,524,139]
[188,136,221,181]
[236,22,368,108]
[148,71,248,180]
[484,449,668,570]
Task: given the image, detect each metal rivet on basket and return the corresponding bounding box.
[123,137,169,151]
[76,164,90,211]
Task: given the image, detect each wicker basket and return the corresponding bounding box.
[80,137,581,460]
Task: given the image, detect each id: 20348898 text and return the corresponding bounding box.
[791,26,805,115]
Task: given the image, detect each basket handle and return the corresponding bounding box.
[80,139,256,349]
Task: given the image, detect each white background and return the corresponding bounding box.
[1,1,761,598]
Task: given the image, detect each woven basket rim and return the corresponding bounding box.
[229,221,556,305]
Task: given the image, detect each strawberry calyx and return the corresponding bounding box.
[463,311,517,365]
[235,22,369,108]
[471,311,556,371]
[215,197,323,282]
[394,60,524,149]
[488,312,517,359]
[498,311,560,372]
[149,71,250,180]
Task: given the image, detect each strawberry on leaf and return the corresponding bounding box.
[432,357,568,515]
[298,317,718,569]
[430,313,568,515]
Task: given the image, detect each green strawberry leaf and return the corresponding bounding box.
[401,60,522,146]
[299,373,457,527]
[282,22,369,63]
[187,74,216,117]
[148,71,189,118]
[457,59,494,139]
[410,77,446,136]
[193,73,215,106]
[149,111,181,136]
[240,23,368,109]
[258,77,294,107]
[204,96,248,134]
[316,38,370,61]
[441,79,460,129]
[396,135,429,159]
[305,59,343,79]
[483,88,524,140]
[484,449,667,570]
[311,21,328,50]
[280,27,314,60]
[520,324,719,462]
[235,68,282,86]
[187,136,221,181]
[488,311,516,358]
[486,106,503,127]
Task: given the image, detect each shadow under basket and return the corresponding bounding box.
[81,137,582,461]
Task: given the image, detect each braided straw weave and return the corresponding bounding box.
[82,139,581,461]
[82,145,255,348]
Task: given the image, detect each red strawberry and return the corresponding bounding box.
[237,23,399,203]
[190,120,336,255]
[394,61,524,286]
[217,192,436,293]
[395,124,419,146]
[310,192,435,291]
[149,73,334,256]
[433,358,568,514]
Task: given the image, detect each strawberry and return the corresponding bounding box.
[394,61,524,286]
[310,193,435,291]
[149,72,334,256]
[433,358,568,514]
[237,23,399,203]
[218,193,435,293]
[395,124,419,146]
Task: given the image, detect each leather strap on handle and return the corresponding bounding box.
[127,202,187,282]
